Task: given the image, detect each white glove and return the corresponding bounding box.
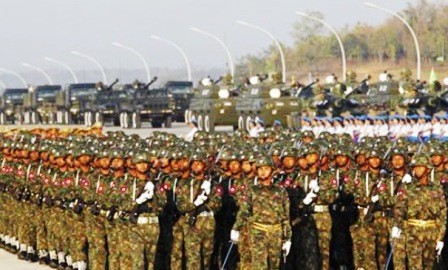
[309,179,320,193]
[200,180,211,195]
[193,193,208,206]
[371,195,379,203]
[144,181,155,193]
[135,192,151,204]
[401,174,412,184]
[282,240,292,256]
[303,192,317,205]
[230,230,240,242]
[391,226,401,239]
[436,241,444,256]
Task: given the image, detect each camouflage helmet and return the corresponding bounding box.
[280,147,297,159]
[255,156,274,167]
[110,148,125,159]
[190,150,207,162]
[410,154,431,167]
[132,150,149,164]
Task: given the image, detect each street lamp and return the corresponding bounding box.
[22,63,54,85]
[236,20,286,83]
[364,2,421,80]
[70,51,108,84]
[190,27,234,81]
[44,57,79,83]
[112,42,151,82]
[295,12,347,82]
[0,68,28,87]
[150,35,192,81]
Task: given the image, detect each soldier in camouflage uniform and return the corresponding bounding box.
[392,154,447,269]
[232,156,291,269]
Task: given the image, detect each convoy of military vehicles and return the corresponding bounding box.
[1,70,447,129]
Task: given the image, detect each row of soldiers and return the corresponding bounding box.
[0,127,447,269]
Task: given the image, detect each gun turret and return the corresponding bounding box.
[106,79,120,91]
[213,76,223,85]
[143,76,158,90]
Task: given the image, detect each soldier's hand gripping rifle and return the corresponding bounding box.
[364,147,393,223]
[188,146,225,227]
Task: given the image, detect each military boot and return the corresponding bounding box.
[65,254,74,270]
[18,243,27,260]
[57,251,68,270]
[39,249,50,265]
[4,235,11,252]
[26,246,38,262]
[49,250,59,268]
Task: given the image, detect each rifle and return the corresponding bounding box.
[187,146,224,226]
[106,206,118,222]
[363,169,388,223]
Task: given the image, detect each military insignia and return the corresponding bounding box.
[17,168,24,177]
[441,178,448,184]
[43,177,51,186]
[97,184,105,194]
[28,172,35,180]
[229,185,236,195]
[110,181,117,188]
[63,178,73,187]
[397,188,405,197]
[283,177,292,187]
[120,185,127,194]
[80,178,90,188]
[342,176,349,183]
[215,186,224,196]
[354,178,361,186]
[378,183,387,192]
[331,178,338,187]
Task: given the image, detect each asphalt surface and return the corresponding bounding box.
[0,121,234,269]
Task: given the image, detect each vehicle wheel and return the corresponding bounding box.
[31,111,38,124]
[165,116,172,128]
[84,112,90,127]
[64,110,70,124]
[17,113,23,125]
[204,115,210,132]
[119,112,124,128]
[184,109,190,123]
[132,112,141,129]
[0,112,5,125]
[245,116,253,132]
[151,120,162,128]
[94,112,103,125]
[238,115,244,130]
[197,115,203,131]
[23,112,30,124]
[49,113,55,124]
[121,112,130,129]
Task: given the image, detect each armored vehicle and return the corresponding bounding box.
[56,83,98,125]
[189,77,238,132]
[124,77,175,128]
[23,85,62,124]
[0,88,28,124]
[165,80,193,122]
[235,74,301,130]
[89,79,123,127]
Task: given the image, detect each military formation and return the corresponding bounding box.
[0,125,447,270]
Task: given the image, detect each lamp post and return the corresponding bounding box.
[295,12,347,82]
[236,20,286,83]
[190,27,234,81]
[44,57,78,83]
[112,42,151,82]
[364,2,421,80]
[70,51,108,84]
[22,63,54,85]
[0,68,28,87]
[150,35,192,81]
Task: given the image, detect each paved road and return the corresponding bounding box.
[0,122,234,269]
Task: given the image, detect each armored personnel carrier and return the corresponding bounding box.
[0,88,28,124]
[235,74,301,130]
[188,76,238,131]
[55,83,98,125]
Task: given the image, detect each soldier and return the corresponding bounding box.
[231,156,291,269]
[392,154,447,269]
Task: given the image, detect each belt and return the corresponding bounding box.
[198,211,214,217]
[137,216,159,225]
[251,222,282,232]
[314,205,329,213]
[405,219,436,227]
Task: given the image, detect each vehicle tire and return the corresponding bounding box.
[84,112,90,127]
[132,112,141,129]
[151,119,162,128]
[31,111,38,124]
[165,116,172,128]
[121,112,130,129]
[64,110,70,124]
[0,112,5,125]
[204,115,211,132]
[94,112,103,126]
[245,116,253,132]
[238,115,244,130]
[23,112,29,124]
[184,109,190,123]
[119,112,124,128]
[17,113,23,125]
[197,115,203,131]
[49,113,55,124]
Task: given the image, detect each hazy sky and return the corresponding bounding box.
[0,0,437,85]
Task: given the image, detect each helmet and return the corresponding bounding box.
[255,157,274,167]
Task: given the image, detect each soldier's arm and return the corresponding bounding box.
[233,188,251,231]
[393,186,407,228]
[281,188,291,240]
[436,188,447,241]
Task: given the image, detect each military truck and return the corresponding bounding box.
[55,83,98,125]
[89,79,123,127]
[189,77,239,132]
[0,88,28,124]
[165,80,193,122]
[235,74,301,130]
[125,77,175,128]
[23,85,63,124]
